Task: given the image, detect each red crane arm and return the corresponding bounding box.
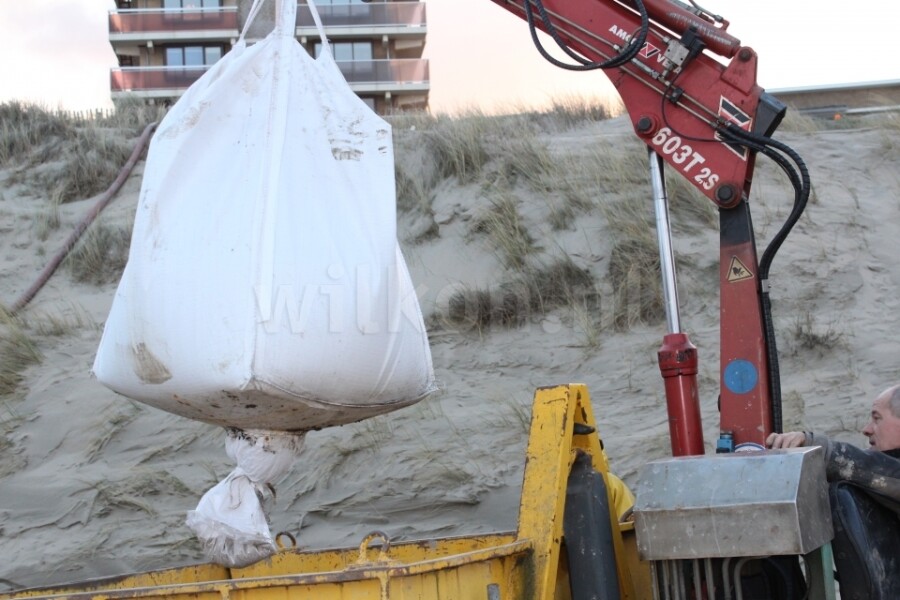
[488,0,797,452]
[488,0,780,208]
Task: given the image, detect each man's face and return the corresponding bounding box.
[862,388,900,451]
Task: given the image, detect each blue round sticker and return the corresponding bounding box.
[724,359,758,394]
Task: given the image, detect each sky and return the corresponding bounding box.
[1,0,899,114]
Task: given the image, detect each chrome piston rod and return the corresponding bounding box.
[649,148,682,334]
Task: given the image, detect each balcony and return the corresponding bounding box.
[336,58,429,93]
[297,2,426,37]
[109,7,238,42]
[110,66,211,96]
[110,59,429,97]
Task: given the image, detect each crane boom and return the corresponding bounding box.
[489,0,783,205]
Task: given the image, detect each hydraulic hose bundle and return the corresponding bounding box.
[718,124,811,433]
[523,0,649,70]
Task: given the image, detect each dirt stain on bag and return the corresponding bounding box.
[132,342,173,384]
[331,141,363,161]
[158,101,212,140]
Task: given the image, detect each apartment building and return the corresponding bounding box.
[108,0,429,114]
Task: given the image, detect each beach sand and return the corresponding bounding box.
[1,110,898,589]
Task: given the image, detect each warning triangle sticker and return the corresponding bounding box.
[727,256,754,282]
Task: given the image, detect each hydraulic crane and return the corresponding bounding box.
[489,0,810,455]
[0,1,832,599]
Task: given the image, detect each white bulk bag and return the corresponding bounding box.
[186,428,305,566]
[92,0,435,566]
[92,0,435,430]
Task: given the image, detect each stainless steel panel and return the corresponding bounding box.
[633,447,833,559]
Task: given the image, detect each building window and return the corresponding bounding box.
[165,45,223,66]
[315,41,373,61]
[163,0,222,8]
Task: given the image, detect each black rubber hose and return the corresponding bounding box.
[762,293,783,431]
[757,142,808,433]
[524,0,649,71]
[718,123,811,433]
[718,135,788,433]
[721,124,811,282]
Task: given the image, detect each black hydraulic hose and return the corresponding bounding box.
[718,123,811,433]
[717,134,788,433]
[523,0,649,71]
[720,124,811,283]
[763,557,799,600]
[763,292,783,431]
[658,71,810,434]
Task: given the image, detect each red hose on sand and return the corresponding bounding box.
[8,121,158,315]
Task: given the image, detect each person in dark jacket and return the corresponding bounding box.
[766,383,900,491]
[767,384,900,600]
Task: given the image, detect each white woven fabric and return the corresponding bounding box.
[186,429,304,567]
[93,0,435,432]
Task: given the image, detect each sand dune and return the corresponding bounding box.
[1,107,898,589]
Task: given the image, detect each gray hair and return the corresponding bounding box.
[890,386,900,417]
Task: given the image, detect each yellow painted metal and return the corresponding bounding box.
[0,384,652,600]
[621,525,654,599]
[518,384,650,600]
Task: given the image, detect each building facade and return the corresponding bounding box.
[772,80,900,119]
[108,0,429,114]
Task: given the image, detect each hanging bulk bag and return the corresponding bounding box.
[93,0,434,432]
[93,0,435,566]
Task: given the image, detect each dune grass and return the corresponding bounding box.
[23,304,95,337]
[422,113,491,184]
[33,194,63,242]
[395,162,432,214]
[410,105,714,332]
[47,128,133,204]
[586,140,649,192]
[778,109,824,134]
[790,311,845,355]
[665,171,718,230]
[531,95,621,132]
[470,190,538,270]
[494,133,556,192]
[0,304,98,400]
[411,97,618,190]
[0,307,42,399]
[1,100,164,209]
[600,197,665,330]
[441,257,596,332]
[0,301,98,400]
[0,99,164,168]
[463,95,619,133]
[778,107,876,134]
[103,97,169,133]
[64,221,132,285]
[84,404,142,464]
[0,101,75,167]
